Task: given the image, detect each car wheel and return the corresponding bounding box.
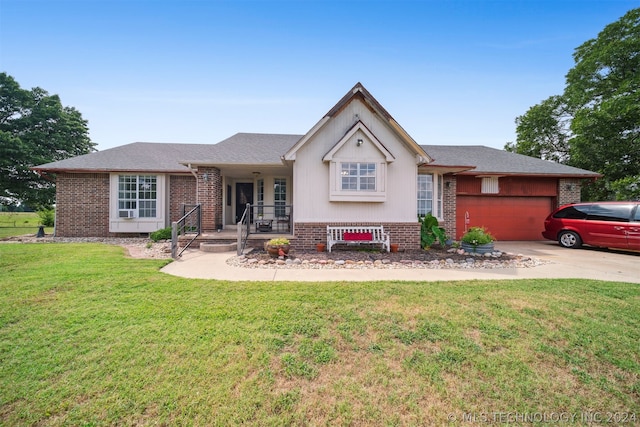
[558,231,582,248]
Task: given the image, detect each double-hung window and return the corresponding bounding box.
[256,178,264,216]
[274,178,287,217]
[417,174,442,218]
[341,162,376,191]
[118,175,157,218]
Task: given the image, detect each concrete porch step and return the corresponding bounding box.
[200,242,238,253]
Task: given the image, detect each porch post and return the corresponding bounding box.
[196,167,222,232]
[443,175,457,240]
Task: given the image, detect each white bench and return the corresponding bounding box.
[327,226,390,252]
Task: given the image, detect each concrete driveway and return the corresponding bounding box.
[161,240,640,283]
[495,241,640,284]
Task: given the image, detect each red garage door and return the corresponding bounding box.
[456,196,552,241]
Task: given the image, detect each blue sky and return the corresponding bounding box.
[1,0,637,151]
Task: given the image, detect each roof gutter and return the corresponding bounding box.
[32,169,57,183]
[187,163,198,180]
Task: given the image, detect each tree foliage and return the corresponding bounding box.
[505,95,571,163]
[506,8,640,201]
[0,73,95,208]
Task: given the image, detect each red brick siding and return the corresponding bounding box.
[442,175,457,240]
[55,173,110,237]
[293,222,421,251]
[558,178,582,207]
[169,175,197,222]
[196,167,222,232]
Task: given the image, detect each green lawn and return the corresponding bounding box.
[0,212,54,239]
[1,244,639,425]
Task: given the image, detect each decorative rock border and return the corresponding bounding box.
[227,250,548,270]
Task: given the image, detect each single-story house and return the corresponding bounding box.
[33,83,600,250]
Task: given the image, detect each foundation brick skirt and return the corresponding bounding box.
[293,222,420,251]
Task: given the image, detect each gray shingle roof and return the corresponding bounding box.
[423,145,600,177]
[33,133,303,172]
[33,142,208,173]
[180,133,303,165]
[33,134,599,178]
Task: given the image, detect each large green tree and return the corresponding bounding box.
[0,73,95,209]
[506,8,640,200]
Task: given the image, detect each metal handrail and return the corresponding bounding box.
[237,203,250,255]
[171,204,201,258]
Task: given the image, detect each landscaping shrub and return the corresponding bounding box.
[419,213,448,249]
[150,227,172,242]
[37,209,55,227]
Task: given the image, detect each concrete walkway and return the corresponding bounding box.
[160,241,640,283]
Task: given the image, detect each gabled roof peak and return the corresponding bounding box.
[326,82,392,120]
[285,83,430,162]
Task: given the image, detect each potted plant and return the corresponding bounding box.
[266,237,290,257]
[460,226,495,254]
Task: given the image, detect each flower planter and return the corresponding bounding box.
[267,244,290,257]
[316,243,326,252]
[461,242,494,254]
[390,243,399,253]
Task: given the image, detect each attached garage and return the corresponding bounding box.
[456,195,553,241]
[453,175,559,241]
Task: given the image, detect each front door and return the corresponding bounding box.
[236,183,254,223]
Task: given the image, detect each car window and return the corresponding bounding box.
[553,205,590,219]
[633,206,640,222]
[586,204,633,222]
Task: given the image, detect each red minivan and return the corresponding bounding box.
[542,201,640,250]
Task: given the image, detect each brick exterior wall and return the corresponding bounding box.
[442,175,457,240]
[196,167,222,232]
[169,175,197,222]
[292,222,421,251]
[558,178,582,207]
[55,173,110,237]
[55,173,198,237]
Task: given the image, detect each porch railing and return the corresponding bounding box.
[171,204,201,258]
[237,203,251,255]
[237,203,293,255]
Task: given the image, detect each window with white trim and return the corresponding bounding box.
[118,175,157,218]
[256,178,264,215]
[417,174,443,218]
[437,177,443,218]
[274,178,286,217]
[417,174,433,217]
[341,162,376,191]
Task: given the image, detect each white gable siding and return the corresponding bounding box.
[293,99,418,222]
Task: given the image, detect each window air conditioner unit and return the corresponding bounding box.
[118,210,137,219]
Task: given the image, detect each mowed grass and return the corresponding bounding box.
[1,244,639,425]
[0,212,54,238]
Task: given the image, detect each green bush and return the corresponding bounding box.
[150,227,172,242]
[37,209,55,227]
